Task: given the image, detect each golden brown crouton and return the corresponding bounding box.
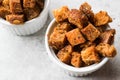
[80,2,94,23]
[94,11,112,26]
[23,0,36,8]
[66,28,86,46]
[81,23,100,42]
[71,52,82,67]
[6,14,24,24]
[80,41,96,49]
[2,0,9,9]
[53,6,69,22]
[49,31,67,50]
[23,5,40,20]
[0,6,10,19]
[53,22,72,33]
[99,29,115,44]
[96,43,117,57]
[68,9,88,29]
[49,22,72,50]
[9,0,23,13]
[57,45,72,64]
[81,46,100,65]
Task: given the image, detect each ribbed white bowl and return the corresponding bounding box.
[0,0,50,36]
[45,19,109,77]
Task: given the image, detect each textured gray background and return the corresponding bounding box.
[0,0,120,80]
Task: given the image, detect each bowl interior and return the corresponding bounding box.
[45,19,109,72]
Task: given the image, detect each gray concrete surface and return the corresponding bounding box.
[0,0,120,80]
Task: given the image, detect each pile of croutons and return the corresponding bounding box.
[49,2,117,67]
[0,0,44,24]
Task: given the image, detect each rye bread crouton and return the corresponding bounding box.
[57,45,72,64]
[96,43,117,57]
[53,6,69,22]
[71,52,82,67]
[66,28,86,46]
[68,9,88,29]
[6,14,24,24]
[81,46,100,65]
[94,11,112,26]
[81,23,100,42]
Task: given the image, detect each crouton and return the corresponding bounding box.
[0,6,10,19]
[99,29,115,44]
[57,45,72,64]
[81,23,100,42]
[94,11,112,26]
[0,0,3,4]
[80,2,94,23]
[23,5,40,20]
[66,28,86,46]
[36,0,44,10]
[6,14,24,24]
[71,52,82,67]
[9,0,23,13]
[68,9,88,29]
[2,0,9,9]
[96,43,117,57]
[54,22,72,33]
[49,22,72,50]
[0,0,2,3]
[80,41,96,49]
[81,46,100,65]
[23,0,36,8]
[49,31,67,50]
[53,6,69,22]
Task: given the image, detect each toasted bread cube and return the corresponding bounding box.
[57,45,72,64]
[9,0,22,13]
[71,52,82,67]
[99,29,115,44]
[66,28,86,46]
[49,22,72,50]
[23,5,40,20]
[80,41,96,49]
[81,23,100,42]
[49,31,67,50]
[53,6,69,22]
[2,0,9,9]
[6,14,24,24]
[80,2,91,12]
[0,6,10,19]
[0,0,3,4]
[94,11,112,26]
[81,46,100,65]
[68,9,88,29]
[80,2,94,23]
[36,0,44,10]
[54,22,72,33]
[23,0,36,8]
[0,0,3,3]
[96,43,117,57]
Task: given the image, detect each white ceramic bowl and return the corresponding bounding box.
[45,19,109,77]
[0,0,50,36]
